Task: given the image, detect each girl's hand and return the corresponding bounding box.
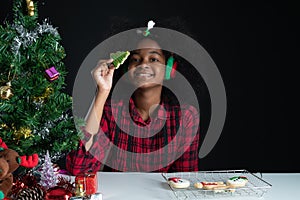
[92,58,115,92]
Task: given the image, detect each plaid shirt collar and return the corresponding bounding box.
[121,97,171,125]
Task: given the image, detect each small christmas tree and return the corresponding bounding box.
[39,150,58,190]
[0,0,79,159]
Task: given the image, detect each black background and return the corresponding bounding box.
[1,0,298,172]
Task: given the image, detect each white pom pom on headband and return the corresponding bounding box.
[136,20,155,37]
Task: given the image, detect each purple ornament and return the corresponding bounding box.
[45,66,59,81]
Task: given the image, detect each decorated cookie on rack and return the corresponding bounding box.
[167,177,190,189]
[226,176,248,188]
[194,182,204,189]
[194,181,225,190]
[194,181,235,193]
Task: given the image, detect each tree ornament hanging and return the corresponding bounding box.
[26,0,35,16]
[0,82,13,100]
[45,66,60,81]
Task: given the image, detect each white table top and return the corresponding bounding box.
[94,172,300,200]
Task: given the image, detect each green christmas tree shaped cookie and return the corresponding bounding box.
[110,51,130,69]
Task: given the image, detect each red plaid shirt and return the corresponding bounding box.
[66,97,200,175]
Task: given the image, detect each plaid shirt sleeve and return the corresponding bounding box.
[169,105,200,172]
[66,129,101,175]
[66,99,115,175]
[66,111,113,175]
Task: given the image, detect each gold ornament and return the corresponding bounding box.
[14,126,33,142]
[0,82,13,100]
[26,0,35,16]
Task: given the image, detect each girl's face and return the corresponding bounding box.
[127,39,166,89]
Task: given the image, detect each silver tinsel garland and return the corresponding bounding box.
[34,113,71,139]
[11,19,59,56]
[31,113,74,161]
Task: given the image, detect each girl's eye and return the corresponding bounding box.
[150,58,159,62]
[130,58,140,63]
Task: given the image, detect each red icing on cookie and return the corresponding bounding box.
[201,182,218,186]
[168,177,181,183]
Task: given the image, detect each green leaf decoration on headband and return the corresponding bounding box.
[110,51,130,69]
[143,29,151,37]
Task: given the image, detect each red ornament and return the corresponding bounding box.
[46,186,73,200]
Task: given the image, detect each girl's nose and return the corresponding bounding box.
[138,62,150,69]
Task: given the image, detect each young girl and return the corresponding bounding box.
[66,22,201,175]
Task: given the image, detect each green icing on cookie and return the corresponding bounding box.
[230,176,248,181]
[110,51,130,69]
[230,176,238,181]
